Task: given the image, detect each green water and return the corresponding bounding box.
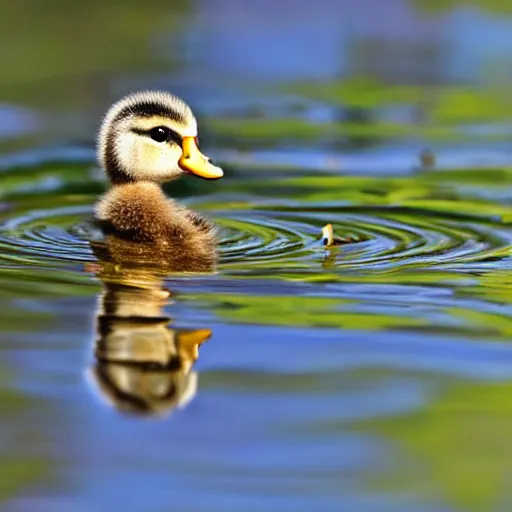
[2,1,512,511]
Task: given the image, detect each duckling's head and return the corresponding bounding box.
[98,91,223,185]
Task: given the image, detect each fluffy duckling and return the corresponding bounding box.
[94,91,223,270]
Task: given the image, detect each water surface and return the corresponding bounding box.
[2,1,512,511]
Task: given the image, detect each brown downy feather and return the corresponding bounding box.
[94,183,217,271]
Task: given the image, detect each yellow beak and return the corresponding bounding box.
[179,136,223,179]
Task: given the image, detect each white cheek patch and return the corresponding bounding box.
[115,133,138,177]
[115,132,183,180]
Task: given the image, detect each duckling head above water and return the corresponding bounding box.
[94,91,223,270]
[97,90,223,185]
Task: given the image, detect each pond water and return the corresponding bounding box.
[2,1,512,511]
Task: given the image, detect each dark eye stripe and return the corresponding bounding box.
[131,127,182,145]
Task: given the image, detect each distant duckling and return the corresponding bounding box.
[94,90,223,270]
[321,224,349,247]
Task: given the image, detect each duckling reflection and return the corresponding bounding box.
[86,254,212,418]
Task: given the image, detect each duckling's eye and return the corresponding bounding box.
[150,126,171,143]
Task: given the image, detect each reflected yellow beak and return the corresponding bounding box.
[178,328,212,361]
[179,136,223,179]
[179,328,212,347]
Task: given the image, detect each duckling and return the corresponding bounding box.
[94,90,223,270]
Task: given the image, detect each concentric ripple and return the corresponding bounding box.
[1,197,509,275]
[216,205,512,271]
[0,205,96,268]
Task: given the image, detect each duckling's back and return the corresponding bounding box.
[95,183,218,271]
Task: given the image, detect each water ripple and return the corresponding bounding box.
[0,199,509,274]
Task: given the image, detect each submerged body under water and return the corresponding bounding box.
[0,144,511,511]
